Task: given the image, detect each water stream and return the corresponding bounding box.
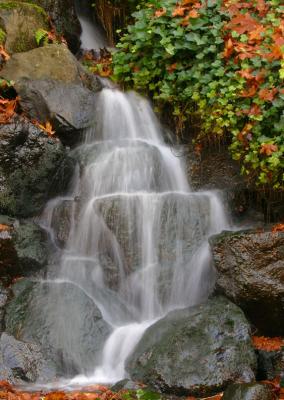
[37,11,230,386]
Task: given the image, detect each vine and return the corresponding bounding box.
[112,0,284,188]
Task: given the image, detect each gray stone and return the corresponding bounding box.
[0,220,48,284]
[0,116,73,217]
[126,296,257,397]
[0,332,56,384]
[256,348,284,381]
[1,44,101,91]
[15,78,97,143]
[222,383,275,400]
[210,229,284,335]
[5,279,111,375]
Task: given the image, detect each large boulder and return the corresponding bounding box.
[0,116,73,217]
[0,44,101,90]
[11,0,81,53]
[0,1,48,53]
[0,332,55,384]
[15,78,97,144]
[210,229,284,335]
[0,218,48,284]
[126,297,257,397]
[5,279,111,375]
[222,383,275,400]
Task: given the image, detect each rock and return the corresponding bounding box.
[5,279,111,375]
[0,1,48,53]
[126,296,256,397]
[15,78,97,144]
[48,198,74,247]
[0,116,73,217]
[36,0,81,53]
[87,189,214,293]
[0,283,9,331]
[185,145,267,225]
[0,219,48,284]
[0,332,55,384]
[210,229,284,335]
[111,379,147,392]
[0,44,101,91]
[222,383,275,400]
[11,0,81,53]
[256,348,284,381]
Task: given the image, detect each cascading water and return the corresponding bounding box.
[35,5,230,386]
[75,0,107,50]
[39,88,230,385]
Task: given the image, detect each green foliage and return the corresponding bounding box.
[0,28,6,45]
[112,0,284,188]
[122,389,161,400]
[35,28,48,46]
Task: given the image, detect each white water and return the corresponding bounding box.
[75,1,107,50]
[39,88,230,385]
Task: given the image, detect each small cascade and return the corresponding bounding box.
[75,0,107,50]
[39,88,230,384]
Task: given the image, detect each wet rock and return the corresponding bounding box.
[0,283,9,331]
[0,332,55,384]
[1,44,101,91]
[49,199,74,247]
[5,279,111,375]
[222,383,275,400]
[0,1,48,53]
[0,219,48,284]
[15,78,97,145]
[126,297,256,397]
[0,116,73,217]
[111,379,148,392]
[210,229,284,335]
[33,0,81,53]
[92,190,213,293]
[256,348,284,381]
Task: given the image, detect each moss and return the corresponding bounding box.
[0,1,47,18]
[10,29,35,52]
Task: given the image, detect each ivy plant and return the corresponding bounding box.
[112,0,284,188]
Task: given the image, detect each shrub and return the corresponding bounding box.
[112,0,284,188]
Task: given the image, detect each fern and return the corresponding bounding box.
[0,28,6,45]
[35,28,48,46]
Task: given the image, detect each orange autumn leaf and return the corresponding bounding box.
[0,224,11,231]
[155,7,166,17]
[223,38,234,58]
[172,5,186,17]
[260,143,278,156]
[32,120,56,137]
[240,84,258,98]
[0,97,18,123]
[45,392,68,400]
[0,45,10,61]
[272,223,284,233]
[188,9,199,18]
[238,69,254,80]
[258,88,278,101]
[167,63,177,73]
[248,104,261,115]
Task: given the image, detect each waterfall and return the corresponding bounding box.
[40,88,230,385]
[35,8,231,385]
[75,0,107,50]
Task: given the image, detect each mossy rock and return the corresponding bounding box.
[0,1,48,53]
[12,0,81,53]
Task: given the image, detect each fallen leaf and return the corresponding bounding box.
[252,336,284,351]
